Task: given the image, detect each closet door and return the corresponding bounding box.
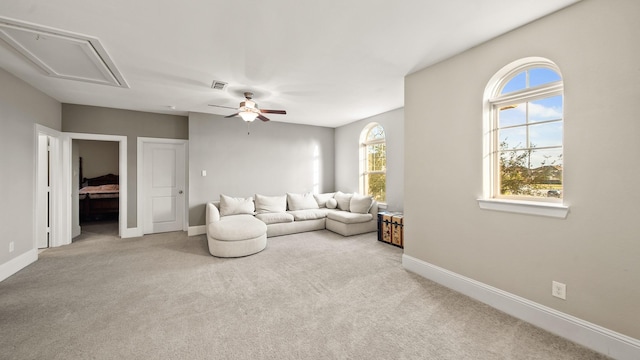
[142,141,186,234]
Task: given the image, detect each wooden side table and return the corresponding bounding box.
[377,212,403,248]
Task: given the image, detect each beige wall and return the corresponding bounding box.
[77,140,119,179]
[62,104,188,228]
[404,0,640,339]
[0,68,61,266]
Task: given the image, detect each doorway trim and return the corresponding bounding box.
[62,132,129,241]
[137,137,188,234]
[34,125,62,248]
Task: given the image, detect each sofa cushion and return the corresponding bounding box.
[287,192,320,210]
[313,192,335,208]
[255,194,287,214]
[334,191,353,211]
[326,198,338,209]
[288,209,329,221]
[350,194,374,214]
[327,211,373,224]
[209,215,266,241]
[219,194,255,216]
[255,212,294,225]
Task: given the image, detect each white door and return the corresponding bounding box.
[142,142,186,234]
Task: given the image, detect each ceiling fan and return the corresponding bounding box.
[209,92,287,122]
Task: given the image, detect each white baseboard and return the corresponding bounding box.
[188,225,206,236]
[402,254,640,360]
[121,226,201,238]
[0,249,38,282]
[121,227,143,238]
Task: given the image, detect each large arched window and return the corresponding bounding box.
[360,123,386,203]
[480,57,567,217]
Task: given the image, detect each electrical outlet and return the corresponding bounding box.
[552,281,566,300]
[9,242,14,252]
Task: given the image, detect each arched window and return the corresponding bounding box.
[484,58,564,204]
[360,123,386,203]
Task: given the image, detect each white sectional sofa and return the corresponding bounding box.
[205,192,378,257]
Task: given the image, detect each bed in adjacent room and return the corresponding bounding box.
[79,173,119,221]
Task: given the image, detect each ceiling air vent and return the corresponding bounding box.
[211,80,227,90]
[0,16,129,88]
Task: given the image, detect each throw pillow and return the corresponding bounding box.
[287,192,320,211]
[313,192,335,208]
[219,194,255,216]
[326,198,338,209]
[334,191,353,211]
[254,194,287,214]
[350,193,374,214]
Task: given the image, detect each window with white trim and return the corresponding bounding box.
[484,58,564,205]
[360,123,386,203]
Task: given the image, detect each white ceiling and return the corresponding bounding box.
[0,0,580,128]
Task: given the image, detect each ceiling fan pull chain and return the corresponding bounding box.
[247,122,250,135]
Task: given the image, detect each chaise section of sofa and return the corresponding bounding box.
[205,201,267,258]
[326,209,377,236]
[324,192,378,236]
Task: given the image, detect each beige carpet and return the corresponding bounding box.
[1,225,608,360]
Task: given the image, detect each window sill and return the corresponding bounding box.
[477,198,569,219]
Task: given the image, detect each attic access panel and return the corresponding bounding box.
[0,16,129,88]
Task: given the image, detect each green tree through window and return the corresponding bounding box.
[491,65,564,200]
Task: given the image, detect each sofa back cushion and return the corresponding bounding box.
[350,194,374,214]
[255,194,287,214]
[219,194,255,216]
[287,192,320,211]
[313,192,335,208]
[334,191,353,211]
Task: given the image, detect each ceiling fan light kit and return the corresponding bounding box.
[238,99,259,122]
[239,110,258,122]
[210,92,287,124]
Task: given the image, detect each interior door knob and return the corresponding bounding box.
[178,190,183,194]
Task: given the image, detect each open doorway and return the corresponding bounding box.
[62,132,128,243]
[72,139,120,242]
[35,130,128,250]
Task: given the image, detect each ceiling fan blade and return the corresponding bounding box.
[257,114,271,122]
[260,109,287,115]
[209,104,237,110]
[224,113,239,118]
